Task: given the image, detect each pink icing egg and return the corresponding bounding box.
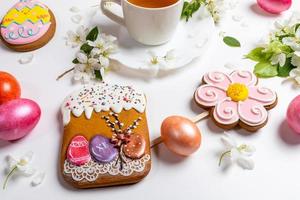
[287,95,300,134]
[257,0,292,14]
[67,135,91,166]
[0,98,41,141]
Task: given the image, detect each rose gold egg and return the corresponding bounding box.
[123,134,146,159]
[161,116,201,156]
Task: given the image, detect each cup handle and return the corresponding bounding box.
[101,0,125,26]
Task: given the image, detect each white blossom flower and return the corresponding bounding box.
[31,172,46,187]
[75,52,99,68]
[274,19,291,30]
[90,47,104,57]
[271,53,286,67]
[289,67,300,85]
[291,51,300,68]
[88,37,105,49]
[282,27,300,51]
[99,55,110,68]
[62,27,118,82]
[3,151,36,189]
[88,34,118,54]
[73,52,101,83]
[66,26,89,48]
[219,134,255,170]
[73,70,91,83]
[148,50,176,68]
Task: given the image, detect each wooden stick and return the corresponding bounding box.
[191,111,210,123]
[150,111,209,148]
[150,137,163,148]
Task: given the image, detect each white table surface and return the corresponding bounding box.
[1,0,300,199]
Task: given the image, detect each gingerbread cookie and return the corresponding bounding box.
[194,70,277,132]
[60,83,151,188]
[0,0,56,52]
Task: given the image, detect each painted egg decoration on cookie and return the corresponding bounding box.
[0,0,56,51]
[90,135,118,163]
[67,135,91,166]
[123,134,146,159]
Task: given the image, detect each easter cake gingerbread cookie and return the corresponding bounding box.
[0,0,56,52]
[60,83,151,188]
[194,70,277,132]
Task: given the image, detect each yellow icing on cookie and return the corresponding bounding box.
[2,5,50,27]
[226,83,249,102]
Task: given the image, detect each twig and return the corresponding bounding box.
[218,150,231,167]
[56,67,74,81]
[3,165,17,190]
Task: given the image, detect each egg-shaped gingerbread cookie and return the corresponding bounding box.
[0,0,56,52]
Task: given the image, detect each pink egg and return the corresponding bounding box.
[287,95,300,134]
[67,135,91,166]
[0,98,41,141]
[257,0,292,14]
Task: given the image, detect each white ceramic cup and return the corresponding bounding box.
[101,0,184,45]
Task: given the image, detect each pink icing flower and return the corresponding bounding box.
[194,70,277,131]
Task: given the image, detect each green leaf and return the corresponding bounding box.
[80,43,93,54]
[277,58,296,77]
[245,47,266,62]
[295,23,300,32]
[181,0,205,22]
[86,27,99,41]
[94,70,103,80]
[72,58,79,64]
[254,62,278,78]
[223,36,241,47]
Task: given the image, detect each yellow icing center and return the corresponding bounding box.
[226,83,249,102]
[2,6,50,27]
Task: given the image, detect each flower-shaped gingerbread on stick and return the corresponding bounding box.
[151,70,277,156]
[194,70,277,132]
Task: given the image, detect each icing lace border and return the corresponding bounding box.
[64,154,151,182]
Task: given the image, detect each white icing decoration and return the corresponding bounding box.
[61,83,146,126]
[238,102,268,126]
[208,72,225,82]
[204,71,232,90]
[249,87,276,105]
[69,139,88,147]
[213,98,239,125]
[195,84,226,107]
[231,70,257,86]
[64,154,150,182]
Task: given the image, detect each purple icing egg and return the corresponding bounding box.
[90,135,118,163]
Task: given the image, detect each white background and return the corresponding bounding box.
[1,0,300,199]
